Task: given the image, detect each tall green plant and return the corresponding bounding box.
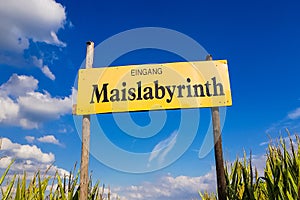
[260,133,300,200]
[200,132,300,200]
[0,162,113,200]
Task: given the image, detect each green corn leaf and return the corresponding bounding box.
[38,171,43,200]
[2,174,16,200]
[56,171,67,200]
[0,159,14,186]
[21,171,26,199]
[15,177,21,200]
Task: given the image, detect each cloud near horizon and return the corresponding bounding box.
[0,74,73,129]
[0,137,68,179]
[113,168,216,200]
[114,149,269,200]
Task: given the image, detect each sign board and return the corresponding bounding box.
[76,60,232,115]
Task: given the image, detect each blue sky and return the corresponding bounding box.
[1,0,300,199]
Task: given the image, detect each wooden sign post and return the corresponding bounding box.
[207,55,227,200]
[75,42,230,200]
[79,41,94,200]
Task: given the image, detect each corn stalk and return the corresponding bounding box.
[200,132,300,200]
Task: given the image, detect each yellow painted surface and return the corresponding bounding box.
[76,60,232,115]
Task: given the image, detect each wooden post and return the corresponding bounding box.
[80,41,94,200]
[206,55,227,200]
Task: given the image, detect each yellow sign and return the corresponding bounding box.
[76,60,232,115]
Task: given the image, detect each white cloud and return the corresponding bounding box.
[25,136,35,143]
[0,74,72,129]
[42,65,56,80]
[0,74,38,97]
[25,135,61,145]
[14,145,54,163]
[288,107,300,120]
[37,135,60,145]
[71,88,78,104]
[266,106,300,134]
[58,124,74,134]
[32,56,56,80]
[0,96,19,124]
[0,137,68,179]
[1,138,54,163]
[18,91,71,121]
[148,131,178,167]
[59,128,67,133]
[0,0,68,79]
[0,0,66,53]
[251,154,267,176]
[113,168,216,200]
[0,157,13,169]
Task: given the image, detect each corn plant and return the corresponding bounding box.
[260,133,300,200]
[0,161,113,200]
[200,132,300,200]
[199,191,217,200]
